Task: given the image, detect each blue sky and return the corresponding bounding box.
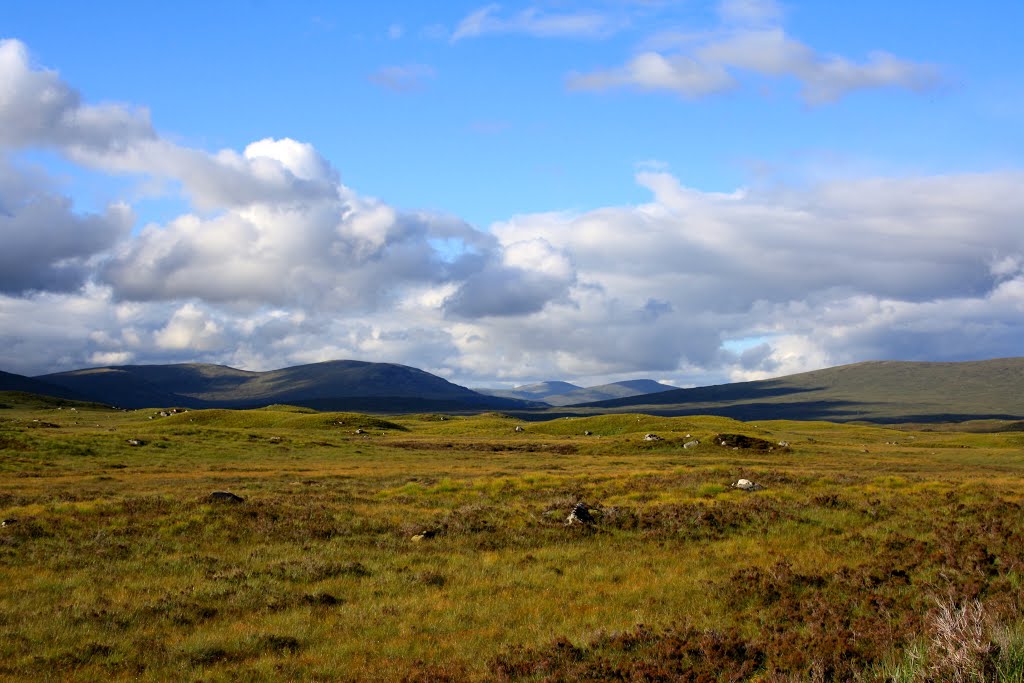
[1,1,1023,387]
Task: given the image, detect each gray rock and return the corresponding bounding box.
[208,491,245,504]
[730,479,764,491]
[566,502,595,526]
[683,440,700,449]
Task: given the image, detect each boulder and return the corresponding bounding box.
[566,502,595,526]
[730,479,764,492]
[208,491,245,504]
[683,440,700,449]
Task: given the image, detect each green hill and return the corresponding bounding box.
[570,358,1024,423]
[34,360,539,412]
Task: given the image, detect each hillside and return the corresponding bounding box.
[0,370,91,402]
[34,360,538,411]
[568,358,1024,423]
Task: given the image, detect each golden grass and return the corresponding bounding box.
[2,399,1024,680]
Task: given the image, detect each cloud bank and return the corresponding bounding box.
[1,37,1020,390]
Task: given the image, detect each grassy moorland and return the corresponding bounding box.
[2,392,1024,681]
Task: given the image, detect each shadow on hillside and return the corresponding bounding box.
[576,383,823,408]
[520,400,1024,424]
[861,412,1024,425]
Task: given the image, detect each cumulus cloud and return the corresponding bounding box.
[0,39,156,151]
[0,159,133,293]
[444,237,576,317]
[0,37,1019,391]
[451,4,622,42]
[569,3,942,103]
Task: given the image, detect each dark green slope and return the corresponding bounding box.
[572,359,1024,423]
[35,361,537,411]
[0,370,91,402]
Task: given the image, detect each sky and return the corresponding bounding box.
[1,0,1022,389]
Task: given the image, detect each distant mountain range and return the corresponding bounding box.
[2,361,541,412]
[479,379,678,406]
[566,358,1024,423]
[3,358,1024,423]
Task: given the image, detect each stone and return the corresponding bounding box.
[683,440,700,449]
[208,491,245,504]
[126,438,144,446]
[514,425,525,432]
[566,502,595,526]
[730,479,764,491]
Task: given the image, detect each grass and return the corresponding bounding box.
[2,393,1024,680]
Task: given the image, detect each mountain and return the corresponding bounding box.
[35,360,540,411]
[544,379,678,406]
[478,381,583,402]
[477,379,677,405]
[0,370,91,401]
[570,359,1024,423]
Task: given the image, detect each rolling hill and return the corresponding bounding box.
[566,358,1024,423]
[33,360,540,411]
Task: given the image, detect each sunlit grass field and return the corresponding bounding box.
[2,392,1024,681]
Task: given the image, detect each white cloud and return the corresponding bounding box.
[568,52,735,97]
[570,10,942,103]
[154,303,225,351]
[451,4,622,42]
[0,38,1019,391]
[0,39,155,151]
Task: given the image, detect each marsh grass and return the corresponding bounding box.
[2,395,1024,680]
